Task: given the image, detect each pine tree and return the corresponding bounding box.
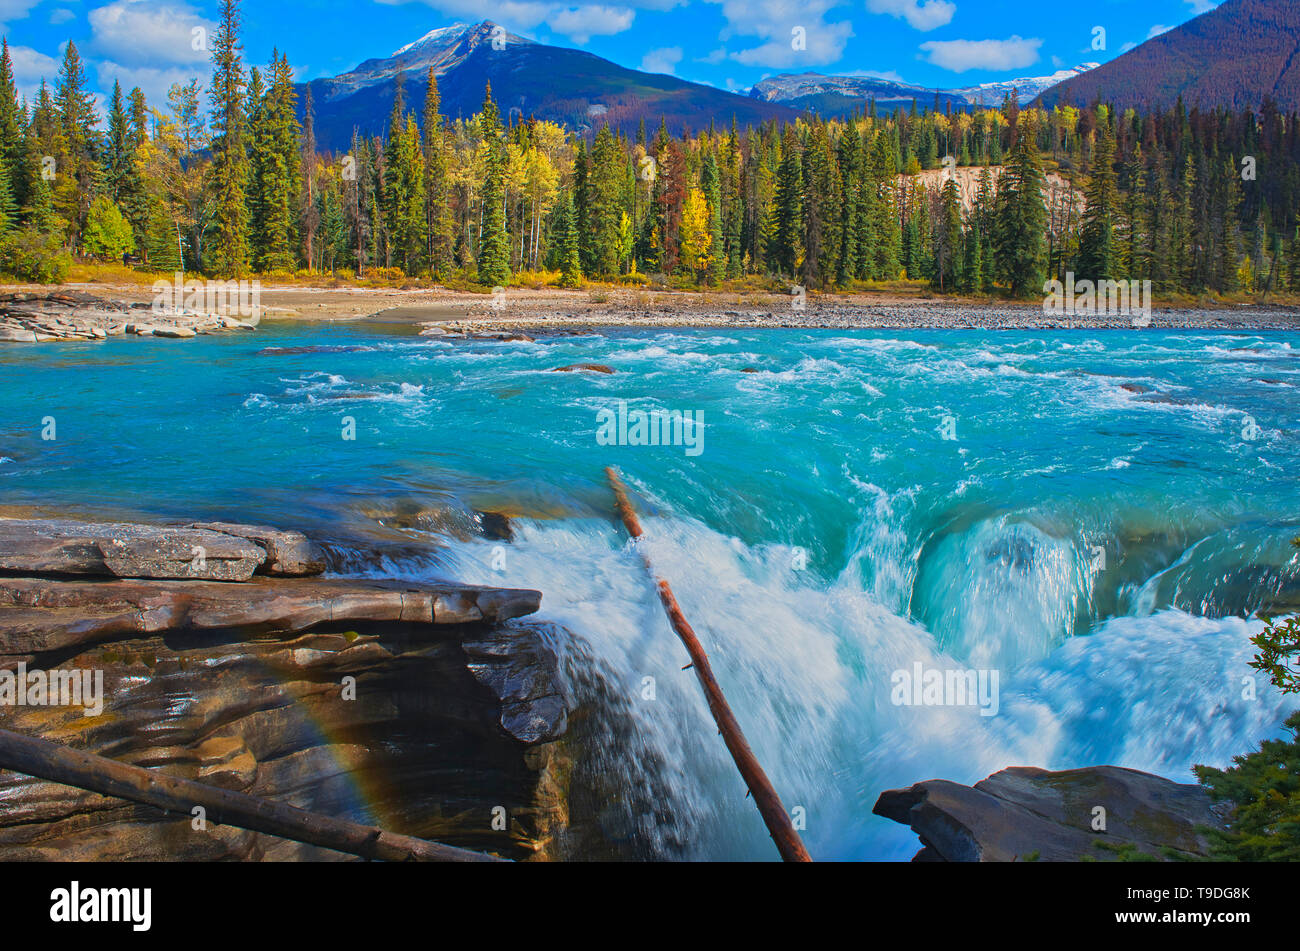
[701,150,723,284]
[422,68,454,279]
[555,188,582,286]
[992,114,1047,297]
[1077,108,1118,281]
[53,41,100,245]
[207,0,251,276]
[866,131,900,280]
[768,126,802,278]
[0,40,27,211]
[588,125,622,277]
[301,84,319,269]
[476,83,510,286]
[932,176,962,291]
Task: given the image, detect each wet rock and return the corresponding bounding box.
[0,518,267,581]
[551,363,615,374]
[0,575,542,657]
[874,765,1225,861]
[476,511,515,542]
[188,522,326,576]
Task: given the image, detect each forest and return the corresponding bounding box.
[4,0,1300,300]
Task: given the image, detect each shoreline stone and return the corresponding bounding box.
[874,765,1227,861]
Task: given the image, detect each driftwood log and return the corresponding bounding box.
[0,729,505,862]
[605,466,812,863]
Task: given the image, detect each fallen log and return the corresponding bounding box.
[0,729,505,862]
[605,466,812,863]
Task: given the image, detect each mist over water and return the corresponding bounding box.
[2,322,1298,859]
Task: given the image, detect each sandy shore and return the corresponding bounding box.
[10,281,1300,335]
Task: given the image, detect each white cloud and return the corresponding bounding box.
[88,0,216,68]
[375,0,652,43]
[0,0,41,29]
[1146,23,1172,39]
[840,68,907,83]
[48,8,76,25]
[640,45,682,74]
[866,0,955,32]
[548,5,635,43]
[707,0,853,68]
[918,35,1042,73]
[1185,0,1218,14]
[699,47,726,64]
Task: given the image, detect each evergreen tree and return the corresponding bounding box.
[993,115,1047,297]
[1077,108,1118,281]
[53,41,100,245]
[207,0,251,276]
[768,126,802,278]
[422,68,454,279]
[0,40,27,211]
[476,83,510,286]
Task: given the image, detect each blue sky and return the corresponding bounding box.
[0,0,1223,112]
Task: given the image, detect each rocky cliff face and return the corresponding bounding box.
[875,765,1228,861]
[0,517,571,861]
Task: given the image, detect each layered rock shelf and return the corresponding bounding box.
[0,291,259,343]
[0,515,568,861]
[874,765,1227,861]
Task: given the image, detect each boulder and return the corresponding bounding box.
[873,765,1226,861]
[188,522,326,576]
[0,518,266,581]
[0,575,543,657]
[551,363,615,374]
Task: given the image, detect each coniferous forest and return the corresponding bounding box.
[5,0,1300,299]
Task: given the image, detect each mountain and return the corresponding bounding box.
[300,21,799,151]
[748,65,1097,117]
[1036,0,1300,112]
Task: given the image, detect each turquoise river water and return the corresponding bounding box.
[2,321,1298,859]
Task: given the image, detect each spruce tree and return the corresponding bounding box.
[1077,108,1118,282]
[476,83,510,286]
[422,68,454,279]
[992,114,1047,297]
[207,0,251,276]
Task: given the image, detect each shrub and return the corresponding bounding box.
[82,197,135,260]
[0,227,72,283]
[1193,711,1300,861]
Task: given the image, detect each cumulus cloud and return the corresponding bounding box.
[548,5,635,43]
[375,0,653,43]
[866,0,955,32]
[1185,0,1219,14]
[0,0,41,29]
[88,0,216,68]
[48,8,75,25]
[1147,23,1173,39]
[707,0,853,68]
[640,45,682,74]
[918,34,1042,73]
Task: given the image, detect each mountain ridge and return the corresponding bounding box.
[299,20,799,150]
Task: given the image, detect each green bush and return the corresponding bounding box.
[0,227,72,283]
[82,196,135,260]
[1193,710,1300,861]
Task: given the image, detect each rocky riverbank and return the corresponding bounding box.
[0,290,259,342]
[0,515,571,861]
[874,765,1228,861]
